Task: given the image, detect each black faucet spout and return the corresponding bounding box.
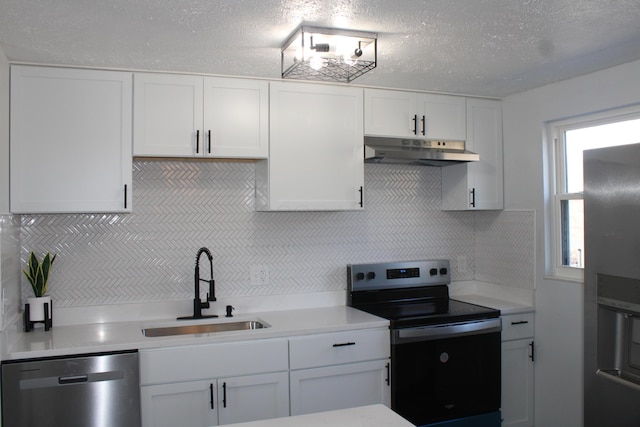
[178,247,218,320]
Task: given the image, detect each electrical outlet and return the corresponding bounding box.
[250,265,270,286]
[457,256,468,274]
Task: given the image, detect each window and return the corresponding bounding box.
[550,108,640,280]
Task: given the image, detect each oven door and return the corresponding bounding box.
[391,318,501,427]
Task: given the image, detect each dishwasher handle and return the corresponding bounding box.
[393,317,501,344]
[58,375,88,385]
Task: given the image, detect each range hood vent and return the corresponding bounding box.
[364,136,479,167]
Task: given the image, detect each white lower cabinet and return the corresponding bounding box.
[288,328,391,416]
[139,328,390,426]
[141,380,217,427]
[217,372,289,425]
[501,312,535,427]
[139,338,289,427]
[141,372,289,427]
[290,359,390,416]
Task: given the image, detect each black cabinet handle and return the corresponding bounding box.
[412,114,418,135]
[208,130,212,154]
[529,341,535,362]
[385,363,390,386]
[209,383,214,409]
[223,382,227,408]
[359,186,363,207]
[333,342,356,347]
[196,130,200,153]
[124,184,127,209]
[511,320,529,325]
[470,188,476,208]
[421,115,426,135]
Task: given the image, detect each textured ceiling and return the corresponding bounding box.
[1,0,640,97]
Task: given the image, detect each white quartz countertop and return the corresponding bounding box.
[452,294,534,315]
[1,306,389,360]
[226,405,414,427]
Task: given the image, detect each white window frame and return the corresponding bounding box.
[547,105,640,281]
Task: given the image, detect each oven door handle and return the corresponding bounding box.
[393,318,501,344]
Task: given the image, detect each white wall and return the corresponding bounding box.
[0,44,8,214]
[503,59,640,427]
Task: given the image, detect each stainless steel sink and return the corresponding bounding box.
[142,320,269,337]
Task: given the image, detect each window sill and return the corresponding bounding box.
[543,274,584,284]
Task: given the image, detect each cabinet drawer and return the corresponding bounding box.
[501,313,534,341]
[140,338,288,385]
[289,328,389,370]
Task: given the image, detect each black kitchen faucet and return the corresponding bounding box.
[177,247,218,320]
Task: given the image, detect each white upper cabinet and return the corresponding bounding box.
[364,88,466,140]
[256,81,364,211]
[133,73,204,157]
[10,65,132,213]
[441,98,503,210]
[134,73,268,159]
[203,77,268,158]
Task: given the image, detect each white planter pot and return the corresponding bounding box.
[27,296,52,322]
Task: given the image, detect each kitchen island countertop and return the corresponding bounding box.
[1,305,389,360]
[226,405,414,427]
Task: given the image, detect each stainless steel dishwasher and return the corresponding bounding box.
[1,350,141,427]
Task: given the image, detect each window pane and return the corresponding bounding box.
[560,198,584,267]
[564,119,640,193]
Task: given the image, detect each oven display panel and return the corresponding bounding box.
[387,267,420,279]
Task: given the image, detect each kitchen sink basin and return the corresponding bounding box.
[142,320,269,337]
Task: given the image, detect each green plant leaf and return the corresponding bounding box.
[22,251,56,297]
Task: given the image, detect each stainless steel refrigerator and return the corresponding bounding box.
[584,143,640,426]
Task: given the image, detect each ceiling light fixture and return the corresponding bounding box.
[281,25,377,83]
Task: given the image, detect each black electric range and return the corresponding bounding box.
[347,259,502,427]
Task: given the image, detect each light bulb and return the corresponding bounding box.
[309,55,324,71]
[343,52,358,67]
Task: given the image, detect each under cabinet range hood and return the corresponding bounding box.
[364,136,479,166]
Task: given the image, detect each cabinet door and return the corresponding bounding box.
[441,98,503,210]
[217,372,289,425]
[258,82,364,211]
[141,380,218,427]
[419,94,466,140]
[466,98,503,209]
[290,359,391,416]
[501,339,534,427]
[133,73,204,157]
[364,89,418,137]
[10,65,132,213]
[203,77,268,158]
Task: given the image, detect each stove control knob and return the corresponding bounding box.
[355,272,365,281]
[439,268,448,275]
[429,268,438,276]
[367,272,376,280]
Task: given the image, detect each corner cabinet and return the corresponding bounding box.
[364,88,466,140]
[441,98,503,210]
[10,65,132,213]
[140,339,289,427]
[501,312,535,427]
[256,81,364,211]
[133,73,268,159]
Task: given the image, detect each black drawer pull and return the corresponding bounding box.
[511,320,529,325]
[210,383,214,409]
[58,375,88,384]
[333,342,356,347]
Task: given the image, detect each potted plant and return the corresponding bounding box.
[23,251,56,322]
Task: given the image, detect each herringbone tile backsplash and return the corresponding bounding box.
[19,161,533,308]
